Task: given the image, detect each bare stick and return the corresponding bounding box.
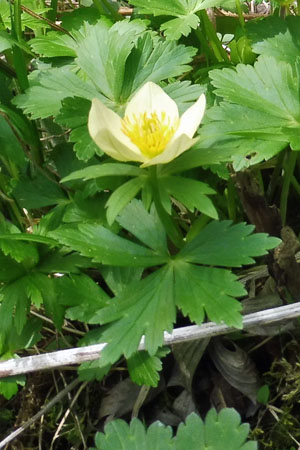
[0,377,81,449]
[0,302,300,379]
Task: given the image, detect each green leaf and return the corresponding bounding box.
[210,56,300,121]
[13,66,103,119]
[160,14,199,40]
[130,0,188,15]
[163,81,205,115]
[101,266,143,296]
[0,115,26,168]
[174,262,245,328]
[159,176,217,219]
[37,251,90,274]
[93,266,176,363]
[5,318,42,354]
[56,274,108,322]
[106,177,145,225]
[246,16,300,65]
[174,410,257,449]
[127,350,164,387]
[29,31,77,57]
[117,200,167,254]
[0,376,23,400]
[50,224,169,267]
[56,97,100,161]
[93,417,173,450]
[178,220,281,267]
[208,56,300,149]
[0,217,39,265]
[12,172,67,208]
[0,252,26,283]
[130,0,222,39]
[161,146,233,175]
[200,103,288,165]
[122,34,196,99]
[76,19,147,101]
[62,163,142,182]
[92,410,256,450]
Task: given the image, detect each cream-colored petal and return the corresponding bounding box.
[93,128,147,162]
[173,94,206,139]
[125,82,179,123]
[88,98,144,161]
[141,134,199,167]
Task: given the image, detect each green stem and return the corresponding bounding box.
[198,10,230,63]
[298,0,300,15]
[149,166,183,249]
[185,214,210,243]
[193,27,216,63]
[235,0,246,29]
[11,0,29,92]
[0,173,24,229]
[47,0,58,23]
[280,150,297,225]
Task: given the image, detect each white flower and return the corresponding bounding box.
[88,82,206,168]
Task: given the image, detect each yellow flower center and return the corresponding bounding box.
[121,111,179,158]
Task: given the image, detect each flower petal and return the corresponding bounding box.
[88,98,144,162]
[141,134,199,167]
[125,82,179,123]
[174,93,206,139]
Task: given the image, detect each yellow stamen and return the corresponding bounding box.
[121,111,179,158]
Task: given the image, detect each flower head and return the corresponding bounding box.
[88,82,206,167]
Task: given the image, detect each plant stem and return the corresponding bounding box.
[193,27,217,63]
[149,166,183,249]
[280,150,297,225]
[198,10,230,63]
[47,0,58,22]
[235,0,246,29]
[185,214,210,243]
[11,0,29,92]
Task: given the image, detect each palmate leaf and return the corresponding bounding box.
[122,34,197,101]
[178,220,281,267]
[116,200,167,254]
[91,266,176,363]
[91,410,257,450]
[0,273,63,334]
[29,31,78,57]
[12,172,67,209]
[210,56,300,121]
[127,349,169,387]
[130,0,222,39]
[200,103,288,166]
[76,19,147,101]
[206,55,300,151]
[0,217,39,266]
[14,20,197,123]
[174,262,245,328]
[50,223,169,268]
[56,97,100,160]
[13,66,105,119]
[159,176,218,219]
[246,16,300,66]
[56,274,109,323]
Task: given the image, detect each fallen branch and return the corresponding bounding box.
[1,302,300,379]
